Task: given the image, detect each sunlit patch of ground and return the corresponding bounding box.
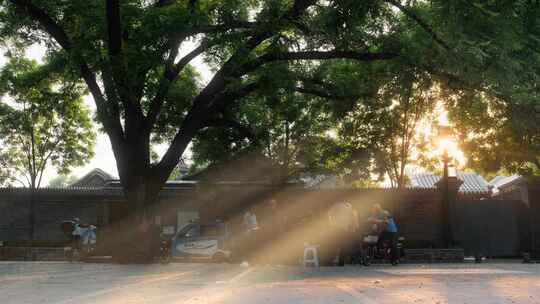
[1,262,540,304]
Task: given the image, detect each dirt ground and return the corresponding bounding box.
[1,261,540,304]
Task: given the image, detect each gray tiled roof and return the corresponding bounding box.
[488,175,522,194]
[69,168,116,187]
[410,172,491,193]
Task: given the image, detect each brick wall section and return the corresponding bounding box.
[527,178,540,257]
[395,191,443,247]
[452,199,528,256]
[33,201,101,241]
[0,183,532,258]
[0,188,115,243]
[194,186,444,247]
[0,187,197,244]
[0,186,443,246]
[0,198,31,241]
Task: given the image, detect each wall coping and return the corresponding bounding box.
[0,185,446,197]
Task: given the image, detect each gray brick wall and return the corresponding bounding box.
[0,190,111,243]
[452,199,526,256]
[397,196,443,247]
[0,199,31,241]
[33,201,101,241]
[0,185,532,258]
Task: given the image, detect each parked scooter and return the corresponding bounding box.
[61,218,97,261]
[159,235,172,264]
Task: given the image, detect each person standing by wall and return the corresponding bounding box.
[243,206,259,233]
[258,198,282,264]
[240,205,259,262]
[327,201,356,266]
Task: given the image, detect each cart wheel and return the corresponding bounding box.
[362,249,371,266]
[363,258,371,266]
[213,252,226,263]
[64,248,74,262]
[160,254,171,264]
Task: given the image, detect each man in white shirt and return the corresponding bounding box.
[243,209,259,233]
[328,202,357,266]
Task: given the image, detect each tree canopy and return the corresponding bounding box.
[47,174,77,187]
[0,56,95,188]
[0,0,537,203]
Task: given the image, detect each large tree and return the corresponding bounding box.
[0,56,95,189]
[2,0,534,220]
[0,0,414,212]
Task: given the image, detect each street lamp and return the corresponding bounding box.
[438,125,455,181]
[437,125,455,248]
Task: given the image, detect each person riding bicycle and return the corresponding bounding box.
[368,204,399,265]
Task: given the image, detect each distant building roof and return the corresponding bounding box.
[300,175,345,189]
[69,168,115,188]
[183,152,280,183]
[104,179,198,189]
[488,175,523,194]
[409,171,491,194]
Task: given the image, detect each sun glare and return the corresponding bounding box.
[409,101,467,169]
[435,137,466,167]
[434,104,466,167]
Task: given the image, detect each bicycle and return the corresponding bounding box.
[361,234,401,266]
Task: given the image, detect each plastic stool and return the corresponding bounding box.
[303,244,320,267]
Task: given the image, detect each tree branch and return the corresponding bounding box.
[385,0,450,50]
[106,0,122,58]
[184,21,258,35]
[153,0,197,8]
[9,0,70,48]
[105,0,146,133]
[0,173,27,187]
[205,118,257,142]
[265,50,398,62]
[294,86,370,100]
[207,81,262,113]
[154,0,176,7]
[145,41,211,132]
[154,0,318,181]
[167,21,258,55]
[35,136,61,189]
[238,50,399,77]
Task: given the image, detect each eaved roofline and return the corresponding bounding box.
[496,176,526,191]
[69,168,116,187]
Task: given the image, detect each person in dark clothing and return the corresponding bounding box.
[258,198,289,264]
[368,204,399,265]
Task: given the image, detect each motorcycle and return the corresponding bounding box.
[61,219,97,261]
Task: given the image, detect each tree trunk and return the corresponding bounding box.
[281,120,290,183]
[108,134,165,263]
[103,103,201,262]
[29,187,35,242]
[29,120,37,241]
[110,175,163,263]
